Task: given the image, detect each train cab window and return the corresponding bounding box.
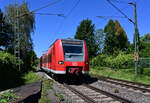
[63,45,83,54]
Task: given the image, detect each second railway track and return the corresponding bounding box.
[97,76,150,93]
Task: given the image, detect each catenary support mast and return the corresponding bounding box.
[14,0,20,70]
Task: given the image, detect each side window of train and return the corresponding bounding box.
[53,46,55,55]
[46,55,48,63]
[49,53,52,63]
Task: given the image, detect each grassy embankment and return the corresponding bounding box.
[0,71,53,103]
[90,67,150,85]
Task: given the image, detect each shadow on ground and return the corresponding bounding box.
[0,70,25,91]
[36,69,98,86]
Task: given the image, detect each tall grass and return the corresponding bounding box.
[90,67,150,84]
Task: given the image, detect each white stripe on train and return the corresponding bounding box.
[42,67,88,74]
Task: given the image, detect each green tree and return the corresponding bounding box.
[5,2,35,70]
[0,9,12,48]
[140,33,150,42]
[115,20,129,50]
[74,19,98,58]
[103,19,116,54]
[139,33,150,57]
[103,19,129,54]
[95,29,105,54]
[5,2,35,52]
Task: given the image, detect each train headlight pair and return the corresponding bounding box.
[58,61,64,65]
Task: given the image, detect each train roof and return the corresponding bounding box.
[48,38,83,48]
[41,38,84,58]
[61,38,83,41]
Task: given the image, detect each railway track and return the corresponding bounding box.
[64,83,135,103]
[37,71,144,102]
[98,76,150,93]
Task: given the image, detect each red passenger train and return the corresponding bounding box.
[39,38,89,76]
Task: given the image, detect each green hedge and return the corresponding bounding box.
[0,51,23,91]
[91,52,134,69]
[140,42,150,58]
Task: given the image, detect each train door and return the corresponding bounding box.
[51,45,56,71]
[46,54,48,69]
[49,51,52,70]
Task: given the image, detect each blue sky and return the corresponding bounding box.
[1,0,150,57]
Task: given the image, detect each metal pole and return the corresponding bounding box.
[14,0,20,70]
[106,0,140,76]
[133,2,139,76]
[128,2,140,76]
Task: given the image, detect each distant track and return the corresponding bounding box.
[98,76,150,93]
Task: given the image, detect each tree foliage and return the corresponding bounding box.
[140,33,150,42]
[0,9,12,48]
[139,33,150,57]
[114,20,128,50]
[4,2,36,70]
[103,19,129,54]
[0,50,23,91]
[5,2,35,52]
[74,19,98,58]
[95,29,105,54]
[90,52,133,69]
[103,19,117,54]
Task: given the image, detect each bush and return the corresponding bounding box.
[0,51,23,91]
[91,52,133,69]
[140,42,150,58]
[90,54,107,67]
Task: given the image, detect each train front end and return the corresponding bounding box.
[61,39,89,75]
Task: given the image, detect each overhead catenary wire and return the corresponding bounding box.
[110,0,130,4]
[16,0,62,18]
[33,13,65,17]
[32,0,61,12]
[96,5,131,23]
[65,0,80,18]
[97,16,126,19]
[106,0,135,24]
[53,0,81,36]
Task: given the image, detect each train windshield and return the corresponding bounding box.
[63,45,83,54]
[62,40,84,61]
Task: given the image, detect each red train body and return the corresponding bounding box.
[40,39,89,75]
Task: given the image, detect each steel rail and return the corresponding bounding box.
[63,83,96,103]
[100,76,150,87]
[98,77,150,93]
[84,84,135,103]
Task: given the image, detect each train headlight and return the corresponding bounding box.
[58,61,64,65]
[85,62,88,65]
